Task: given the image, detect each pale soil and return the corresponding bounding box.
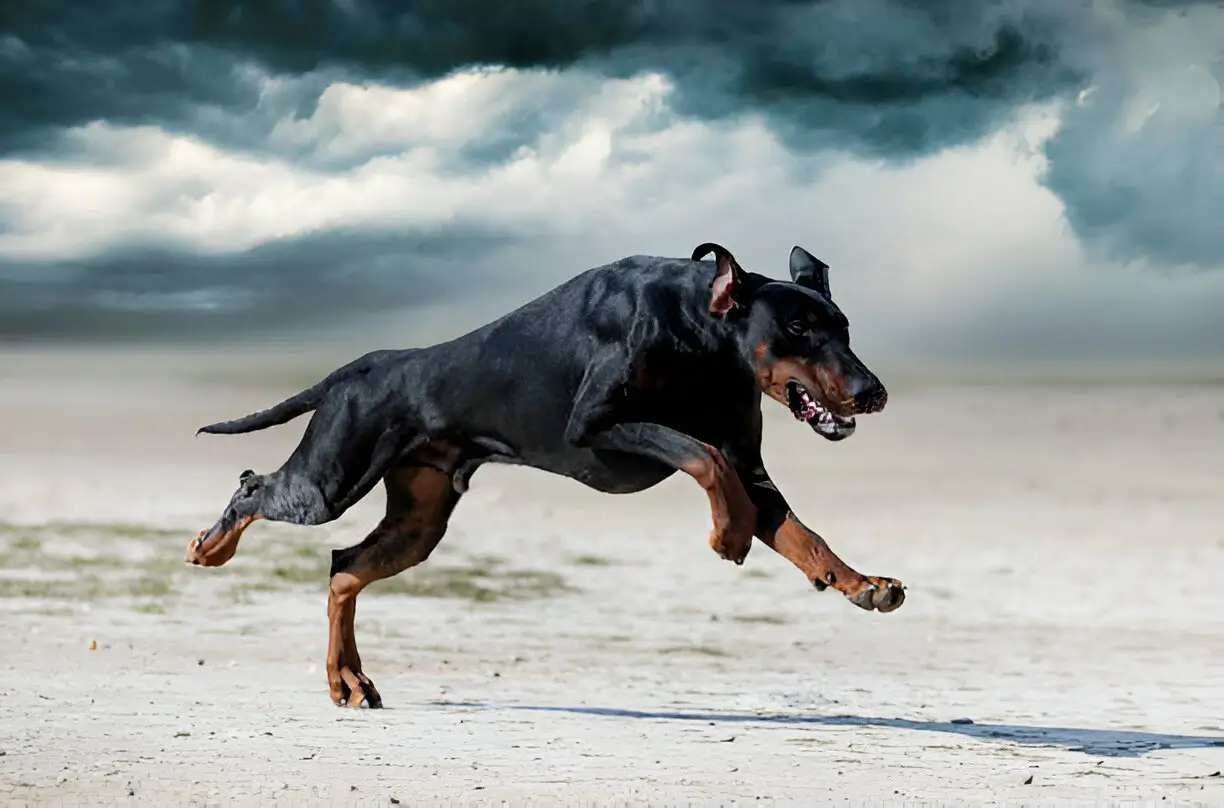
[1,350,1223,806]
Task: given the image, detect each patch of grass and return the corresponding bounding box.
[128,577,172,597]
[58,554,127,569]
[131,602,166,615]
[658,645,729,657]
[240,546,573,604]
[270,564,327,585]
[0,521,181,542]
[241,580,286,593]
[0,520,187,608]
[369,554,570,602]
[731,614,787,625]
[2,576,103,599]
[370,563,570,602]
[571,554,615,567]
[0,573,174,600]
[743,568,772,580]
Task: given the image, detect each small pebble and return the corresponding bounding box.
[88,640,97,651]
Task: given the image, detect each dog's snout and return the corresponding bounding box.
[853,383,887,414]
[847,374,887,415]
[854,384,887,414]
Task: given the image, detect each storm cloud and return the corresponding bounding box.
[0,0,1221,346]
[0,224,522,341]
[2,0,1098,162]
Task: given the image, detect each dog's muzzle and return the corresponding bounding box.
[786,380,857,441]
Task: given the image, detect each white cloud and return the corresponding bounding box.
[2,63,1223,358]
[0,66,1052,261]
[0,69,695,259]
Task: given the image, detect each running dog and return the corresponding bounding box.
[187,243,904,708]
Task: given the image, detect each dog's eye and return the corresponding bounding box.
[786,319,808,337]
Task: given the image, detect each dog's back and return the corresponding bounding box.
[198,254,716,444]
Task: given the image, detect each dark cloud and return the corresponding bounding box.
[1,0,1220,268]
[0,225,522,343]
[1,1,1084,160]
[1041,49,1224,269]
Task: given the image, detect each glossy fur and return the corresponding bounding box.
[187,243,905,708]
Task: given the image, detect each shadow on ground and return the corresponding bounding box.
[433,701,1224,759]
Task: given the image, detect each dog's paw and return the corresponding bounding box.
[709,528,752,566]
[330,668,383,710]
[844,576,906,613]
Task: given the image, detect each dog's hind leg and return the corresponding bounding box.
[186,392,422,568]
[325,441,463,708]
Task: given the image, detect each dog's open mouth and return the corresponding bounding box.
[785,380,856,440]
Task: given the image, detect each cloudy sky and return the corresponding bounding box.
[2,0,1222,361]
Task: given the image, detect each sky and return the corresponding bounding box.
[1,0,1222,361]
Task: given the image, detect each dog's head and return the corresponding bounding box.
[693,242,887,441]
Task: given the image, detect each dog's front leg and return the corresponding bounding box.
[572,422,757,565]
[735,463,905,612]
[565,359,755,563]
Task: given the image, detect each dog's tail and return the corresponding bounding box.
[195,350,394,436]
[195,385,325,436]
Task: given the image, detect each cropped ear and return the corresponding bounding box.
[789,245,831,298]
[691,242,749,317]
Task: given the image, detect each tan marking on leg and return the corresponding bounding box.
[757,514,905,612]
[324,447,462,708]
[680,443,756,565]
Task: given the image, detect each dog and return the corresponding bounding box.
[186,243,905,708]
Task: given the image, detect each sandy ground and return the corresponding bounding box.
[1,349,1223,806]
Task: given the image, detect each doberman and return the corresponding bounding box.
[186,243,904,708]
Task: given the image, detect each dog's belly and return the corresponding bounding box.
[501,447,677,495]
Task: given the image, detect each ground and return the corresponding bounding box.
[1,348,1223,806]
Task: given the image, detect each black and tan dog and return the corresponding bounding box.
[187,243,904,708]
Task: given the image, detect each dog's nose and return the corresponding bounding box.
[853,384,888,414]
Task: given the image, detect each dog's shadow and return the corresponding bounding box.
[432,701,1224,759]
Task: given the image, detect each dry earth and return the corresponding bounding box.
[1,349,1223,806]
